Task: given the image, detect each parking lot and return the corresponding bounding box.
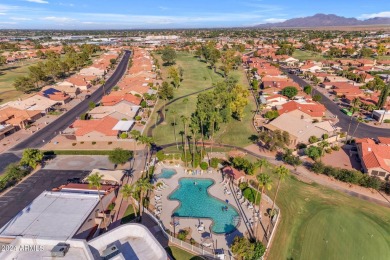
[0,169,89,227]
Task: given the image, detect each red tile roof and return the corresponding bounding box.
[101,93,142,106]
[73,116,118,136]
[222,166,246,180]
[356,138,390,173]
[278,101,326,117]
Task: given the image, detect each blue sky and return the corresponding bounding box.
[0,0,389,29]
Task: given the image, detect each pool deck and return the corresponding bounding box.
[150,162,273,252]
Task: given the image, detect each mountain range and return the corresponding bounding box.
[255,14,390,28]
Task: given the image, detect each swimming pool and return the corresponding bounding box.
[156,168,177,179]
[169,178,239,234]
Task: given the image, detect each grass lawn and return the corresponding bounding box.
[120,205,137,224]
[377,55,390,61]
[147,52,256,148]
[0,59,40,104]
[267,175,390,260]
[292,50,327,61]
[165,246,204,260]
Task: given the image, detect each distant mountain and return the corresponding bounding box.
[255,13,390,28]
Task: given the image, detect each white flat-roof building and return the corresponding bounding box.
[0,191,100,240]
[0,225,167,260]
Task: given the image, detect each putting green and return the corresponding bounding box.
[292,206,390,260]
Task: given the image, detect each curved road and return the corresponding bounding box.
[283,69,390,138]
[147,85,216,137]
[0,50,132,172]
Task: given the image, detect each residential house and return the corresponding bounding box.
[0,107,42,130]
[264,113,337,147]
[72,116,119,142]
[5,94,58,114]
[277,100,326,121]
[260,94,288,109]
[88,102,139,121]
[355,138,390,180]
[40,87,71,105]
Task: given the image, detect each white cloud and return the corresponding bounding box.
[59,2,74,7]
[25,0,49,4]
[42,16,75,22]
[264,18,286,23]
[0,13,6,15]
[359,11,390,19]
[10,17,32,21]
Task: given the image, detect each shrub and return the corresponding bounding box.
[80,141,84,144]
[108,141,112,145]
[120,132,128,139]
[92,141,96,145]
[200,162,208,170]
[141,100,147,108]
[308,135,318,144]
[264,110,279,120]
[210,158,220,168]
[238,182,248,190]
[339,132,346,138]
[331,145,340,151]
[135,115,142,121]
[72,143,77,146]
[384,119,390,123]
[322,133,329,139]
[177,230,189,241]
[156,150,166,161]
[325,148,332,153]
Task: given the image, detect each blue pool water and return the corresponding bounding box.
[156,168,177,179]
[169,178,239,234]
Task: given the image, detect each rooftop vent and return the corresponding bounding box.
[51,243,70,257]
[102,244,120,260]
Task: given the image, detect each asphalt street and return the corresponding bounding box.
[0,50,131,173]
[282,69,390,138]
[0,169,90,228]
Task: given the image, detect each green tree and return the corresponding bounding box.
[20,148,44,169]
[269,165,289,234]
[87,172,106,218]
[303,85,312,95]
[377,84,390,109]
[161,47,177,65]
[136,178,153,217]
[231,236,266,260]
[108,148,133,165]
[312,94,322,102]
[360,47,373,58]
[255,172,272,240]
[159,81,174,118]
[251,79,259,91]
[377,44,386,56]
[281,86,298,99]
[88,101,96,110]
[121,183,138,219]
[308,135,318,144]
[305,146,322,161]
[230,84,249,121]
[0,55,6,66]
[13,76,36,93]
[264,110,279,120]
[168,66,180,88]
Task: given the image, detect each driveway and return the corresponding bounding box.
[43,155,116,171]
[0,169,89,227]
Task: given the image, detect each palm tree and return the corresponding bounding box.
[268,165,289,235]
[181,116,189,167]
[198,111,207,158]
[351,117,364,141]
[121,183,138,219]
[255,173,272,240]
[346,106,358,141]
[139,135,154,176]
[171,109,179,150]
[317,141,329,161]
[130,130,141,140]
[189,120,198,168]
[87,172,106,218]
[253,158,270,204]
[182,98,189,115]
[136,178,153,218]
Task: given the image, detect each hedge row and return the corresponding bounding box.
[43,150,113,156]
[310,161,383,190]
[0,164,30,193]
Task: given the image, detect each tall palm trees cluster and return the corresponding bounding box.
[121,177,153,220]
[250,159,290,241]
